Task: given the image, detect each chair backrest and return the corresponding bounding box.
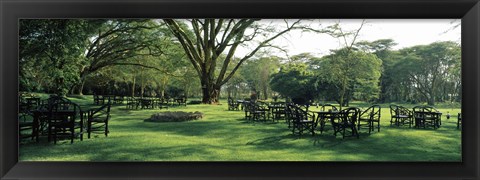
[42,96,71,110]
[340,107,360,125]
[413,105,426,112]
[49,100,82,123]
[390,105,411,117]
[293,106,308,121]
[360,105,381,121]
[413,105,431,117]
[285,103,296,120]
[90,103,111,122]
[228,97,236,105]
[389,104,398,116]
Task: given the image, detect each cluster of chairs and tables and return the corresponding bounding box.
[93,94,125,105]
[228,98,382,139]
[94,94,187,110]
[19,94,112,144]
[389,105,446,130]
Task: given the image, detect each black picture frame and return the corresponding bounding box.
[1,0,479,179]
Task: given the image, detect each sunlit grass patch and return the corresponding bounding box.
[19,96,461,161]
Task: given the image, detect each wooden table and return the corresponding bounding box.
[413,111,442,129]
[311,110,340,134]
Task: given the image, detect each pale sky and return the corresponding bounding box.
[235,19,461,58]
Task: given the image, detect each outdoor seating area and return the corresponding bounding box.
[18,94,462,161]
[16,19,462,162]
[389,104,445,130]
[227,98,458,141]
[19,94,112,144]
[229,99,391,139]
[95,95,187,110]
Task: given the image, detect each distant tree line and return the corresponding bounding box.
[19,19,460,106]
[268,40,461,107]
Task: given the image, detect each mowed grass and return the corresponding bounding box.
[19,96,462,161]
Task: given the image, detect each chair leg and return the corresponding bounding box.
[105,121,109,137]
[71,127,74,144]
[87,122,92,139]
[377,121,380,132]
[354,126,359,138]
[310,123,315,136]
[369,121,373,133]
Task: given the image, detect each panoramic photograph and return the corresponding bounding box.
[18,19,461,161]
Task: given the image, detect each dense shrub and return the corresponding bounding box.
[145,111,203,122]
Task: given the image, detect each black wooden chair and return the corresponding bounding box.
[87,102,111,139]
[390,105,413,127]
[227,97,240,111]
[291,105,316,136]
[284,103,296,129]
[357,105,381,134]
[48,100,84,144]
[332,107,360,139]
[19,109,38,142]
[457,113,462,130]
[250,103,268,122]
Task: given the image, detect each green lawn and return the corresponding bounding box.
[19,95,462,161]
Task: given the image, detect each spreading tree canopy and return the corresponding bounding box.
[163,19,301,104]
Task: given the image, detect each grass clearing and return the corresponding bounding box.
[19,95,461,161]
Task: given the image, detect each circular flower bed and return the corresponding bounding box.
[145,111,204,122]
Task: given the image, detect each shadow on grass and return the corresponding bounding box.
[19,101,461,161]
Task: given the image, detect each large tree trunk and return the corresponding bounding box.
[131,76,136,97]
[202,86,221,104]
[164,19,300,105]
[427,96,435,106]
[76,80,86,95]
[201,80,221,104]
[262,84,268,100]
